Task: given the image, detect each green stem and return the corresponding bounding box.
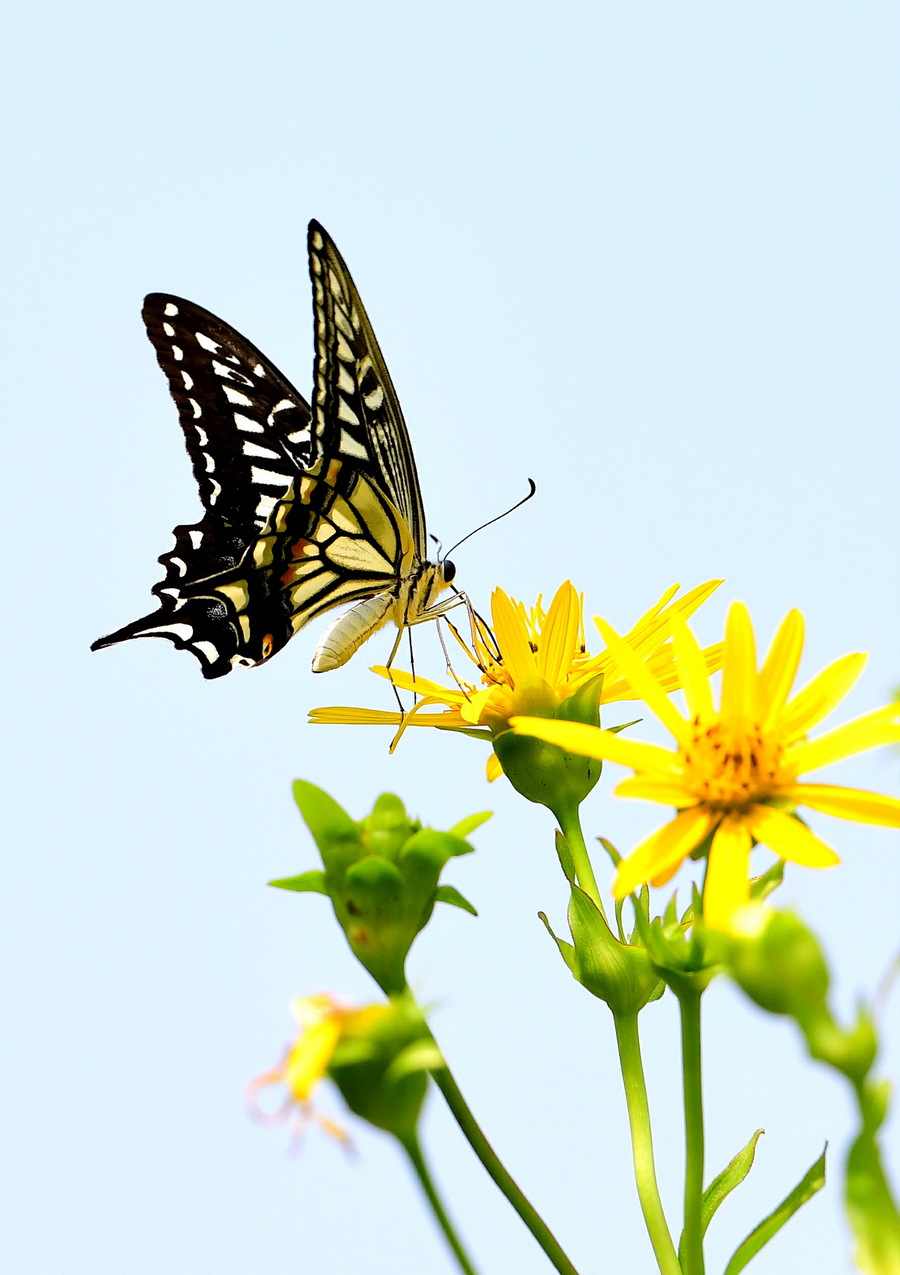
[430,1053,582,1275]
[554,802,605,915]
[678,988,705,1275]
[400,1131,480,1275]
[613,1010,682,1275]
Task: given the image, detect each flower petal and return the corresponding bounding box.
[719,602,759,723]
[539,581,581,686]
[787,783,900,827]
[485,752,504,782]
[491,588,539,684]
[594,616,692,745]
[703,816,752,931]
[509,716,676,771]
[758,609,804,728]
[779,652,867,739]
[746,805,840,867]
[788,702,900,774]
[370,665,468,704]
[613,806,716,897]
[614,777,699,807]
[670,612,714,722]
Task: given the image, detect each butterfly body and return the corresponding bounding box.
[92,221,454,678]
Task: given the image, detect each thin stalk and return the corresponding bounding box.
[554,802,605,914]
[430,1056,582,1275]
[613,1010,682,1275]
[400,1131,480,1275]
[678,988,705,1275]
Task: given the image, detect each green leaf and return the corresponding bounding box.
[722,1147,826,1275]
[268,869,330,894]
[678,1130,763,1263]
[447,810,492,839]
[434,885,478,916]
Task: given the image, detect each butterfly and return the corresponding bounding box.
[92,221,457,679]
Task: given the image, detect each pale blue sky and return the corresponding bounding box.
[2,3,898,1272]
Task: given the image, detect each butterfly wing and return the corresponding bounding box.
[308,220,427,559]
[92,295,326,677]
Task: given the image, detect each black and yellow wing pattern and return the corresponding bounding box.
[92,221,454,679]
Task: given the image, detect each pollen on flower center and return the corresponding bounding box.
[682,717,784,809]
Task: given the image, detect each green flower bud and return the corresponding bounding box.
[271,782,487,994]
[493,674,604,816]
[328,995,442,1142]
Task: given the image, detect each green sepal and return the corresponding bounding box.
[678,1129,763,1264]
[722,1147,827,1275]
[434,885,478,916]
[268,869,329,895]
[538,911,577,976]
[448,811,492,839]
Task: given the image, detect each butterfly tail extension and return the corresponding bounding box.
[311,594,395,672]
[90,597,243,680]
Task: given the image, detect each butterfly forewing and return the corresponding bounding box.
[308,221,427,557]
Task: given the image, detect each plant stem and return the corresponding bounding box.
[613,1010,682,1275]
[430,1053,582,1275]
[555,802,605,915]
[678,987,705,1275]
[400,1131,480,1275]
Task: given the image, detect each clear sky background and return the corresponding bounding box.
[3,3,898,1273]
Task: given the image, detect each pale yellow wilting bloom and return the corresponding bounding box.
[511,602,900,929]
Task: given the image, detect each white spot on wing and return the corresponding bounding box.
[196,426,208,445]
[242,440,281,460]
[192,640,220,663]
[339,428,367,459]
[168,556,187,576]
[172,345,183,361]
[253,363,265,376]
[364,385,384,410]
[163,322,175,337]
[337,397,359,426]
[188,529,203,549]
[209,478,222,503]
[255,493,278,518]
[251,466,292,488]
[181,370,193,389]
[189,398,202,418]
[164,303,179,317]
[204,454,216,473]
[196,331,219,352]
[223,386,253,406]
[234,411,263,433]
[144,621,193,640]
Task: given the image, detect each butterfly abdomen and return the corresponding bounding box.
[312,593,395,672]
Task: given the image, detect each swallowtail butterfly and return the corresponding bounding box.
[92,221,457,678]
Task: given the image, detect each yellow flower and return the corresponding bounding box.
[248,994,388,1146]
[511,602,900,930]
[311,579,724,781]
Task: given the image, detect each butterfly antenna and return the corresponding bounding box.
[442,479,536,561]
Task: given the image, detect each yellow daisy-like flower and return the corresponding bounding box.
[511,602,900,929]
[311,579,724,780]
[249,994,388,1146]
